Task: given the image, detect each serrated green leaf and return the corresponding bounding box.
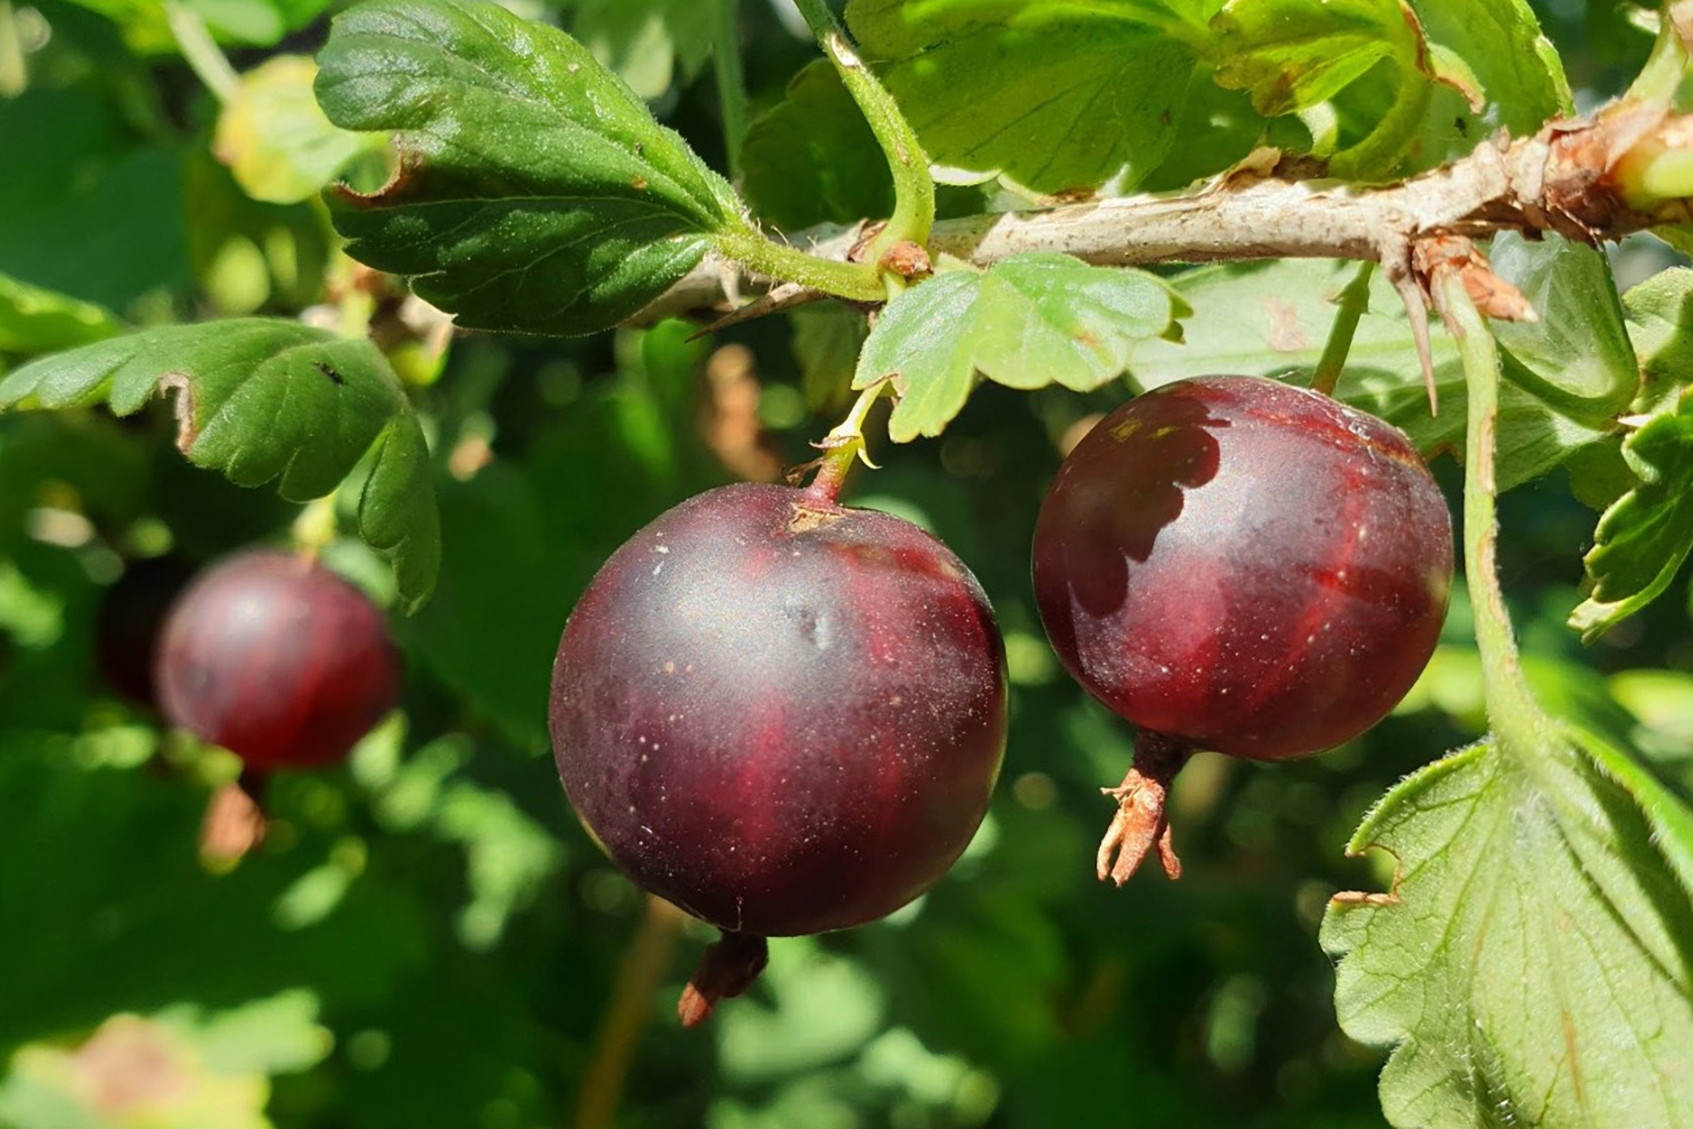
[0,273,124,354]
[313,0,743,335]
[854,254,1184,441]
[1126,258,1608,489]
[844,0,1213,193]
[1569,389,1693,642]
[1322,731,1693,1129]
[742,61,895,230]
[0,320,439,611]
[216,55,385,205]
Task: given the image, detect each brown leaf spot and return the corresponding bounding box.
[631,175,649,191]
[158,373,197,454]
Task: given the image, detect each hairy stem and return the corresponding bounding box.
[710,0,749,183]
[712,228,883,301]
[1437,273,1550,754]
[1311,260,1375,397]
[790,0,934,262]
[574,897,685,1129]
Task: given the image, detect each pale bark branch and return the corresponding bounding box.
[631,106,1693,334]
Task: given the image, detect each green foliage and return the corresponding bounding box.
[313,0,743,335]
[855,255,1186,440]
[1322,728,1693,1128]
[215,56,385,205]
[741,61,893,230]
[0,322,439,609]
[3,2,1693,1129]
[1571,389,1693,640]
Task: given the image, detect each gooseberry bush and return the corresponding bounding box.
[1,0,1692,1126]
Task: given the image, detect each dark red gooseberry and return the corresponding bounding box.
[1032,375,1452,882]
[549,482,1007,1022]
[155,549,401,771]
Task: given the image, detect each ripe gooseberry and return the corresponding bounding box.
[1032,375,1452,883]
[549,481,1007,1025]
[156,549,401,859]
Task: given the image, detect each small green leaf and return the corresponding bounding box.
[216,55,386,205]
[1623,266,1693,413]
[313,0,743,335]
[742,60,895,230]
[1322,732,1693,1129]
[0,320,439,611]
[854,254,1185,441]
[844,0,1210,194]
[1570,389,1693,642]
[0,273,124,354]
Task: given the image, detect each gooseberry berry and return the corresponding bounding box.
[1032,375,1452,883]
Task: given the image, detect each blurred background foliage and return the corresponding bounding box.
[2,1,1692,1127]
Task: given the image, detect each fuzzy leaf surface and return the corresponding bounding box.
[0,321,438,610]
[1322,730,1693,1129]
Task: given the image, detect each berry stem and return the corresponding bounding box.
[1311,260,1374,397]
[200,767,269,869]
[575,896,685,1129]
[678,930,768,1028]
[804,380,887,503]
[1096,730,1194,884]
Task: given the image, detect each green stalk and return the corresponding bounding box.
[0,0,26,98]
[1310,261,1374,397]
[713,227,884,301]
[789,0,935,263]
[710,0,749,183]
[164,0,238,104]
[1439,273,1554,755]
[805,379,888,502]
[1627,2,1693,108]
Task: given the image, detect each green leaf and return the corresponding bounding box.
[568,0,714,101]
[853,255,1186,441]
[1322,732,1693,1129]
[0,274,124,355]
[1623,266,1693,414]
[1401,0,1570,170]
[0,321,440,611]
[741,61,895,230]
[1126,258,1607,489]
[216,55,386,205]
[844,0,1213,193]
[1569,389,1693,642]
[1213,0,1416,115]
[1487,233,1638,423]
[313,0,743,335]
